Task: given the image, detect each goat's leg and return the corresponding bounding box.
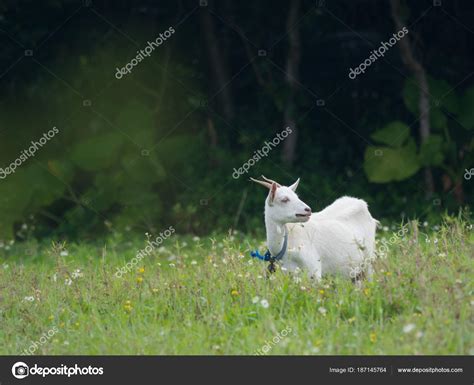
[366,262,374,282]
[303,253,322,281]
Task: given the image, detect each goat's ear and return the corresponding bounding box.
[268,182,278,204]
[289,178,300,192]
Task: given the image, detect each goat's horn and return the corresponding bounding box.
[261,175,281,187]
[249,177,272,189]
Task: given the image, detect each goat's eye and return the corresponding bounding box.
[281,197,290,203]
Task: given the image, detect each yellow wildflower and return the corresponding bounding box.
[123,300,133,313]
[369,332,377,343]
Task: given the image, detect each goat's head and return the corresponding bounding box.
[250,175,312,224]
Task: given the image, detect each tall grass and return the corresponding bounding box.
[0,214,472,355]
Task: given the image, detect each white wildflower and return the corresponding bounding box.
[403,323,416,333]
[71,269,83,279]
[260,299,269,308]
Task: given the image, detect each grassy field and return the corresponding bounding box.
[0,214,472,355]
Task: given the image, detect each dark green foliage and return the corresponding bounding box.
[364,78,474,187]
[0,0,472,239]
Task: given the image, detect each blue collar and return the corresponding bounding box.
[250,229,288,263]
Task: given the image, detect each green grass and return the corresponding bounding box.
[0,215,472,355]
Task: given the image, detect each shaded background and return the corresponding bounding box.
[0,0,472,240]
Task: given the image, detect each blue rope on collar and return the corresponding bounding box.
[250,249,272,261]
[250,230,288,263]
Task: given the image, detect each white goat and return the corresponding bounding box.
[250,176,378,280]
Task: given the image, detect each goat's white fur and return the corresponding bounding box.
[252,176,378,279]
